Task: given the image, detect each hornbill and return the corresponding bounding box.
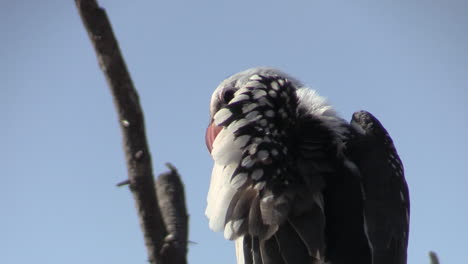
[205,67,410,264]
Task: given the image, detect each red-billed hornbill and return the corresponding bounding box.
[205,67,410,264]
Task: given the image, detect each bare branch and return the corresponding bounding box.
[157,163,189,264]
[75,0,166,263]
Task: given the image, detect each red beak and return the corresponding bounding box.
[205,122,223,153]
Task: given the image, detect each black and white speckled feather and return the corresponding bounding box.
[205,67,410,264]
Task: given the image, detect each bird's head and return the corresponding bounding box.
[205,67,302,154]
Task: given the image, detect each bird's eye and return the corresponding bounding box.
[222,90,235,103]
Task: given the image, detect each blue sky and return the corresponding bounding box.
[2,0,467,263]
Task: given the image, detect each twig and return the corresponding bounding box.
[75,0,166,262]
[116,179,131,187]
[156,163,189,264]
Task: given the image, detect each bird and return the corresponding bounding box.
[205,67,410,264]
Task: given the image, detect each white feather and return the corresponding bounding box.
[295,88,336,117]
[224,220,235,240]
[211,128,241,166]
[214,108,233,126]
[224,219,244,240]
[206,163,224,216]
[231,172,248,189]
[230,93,249,104]
[206,163,238,231]
[228,118,250,133]
[234,135,250,149]
[235,236,245,264]
[207,185,236,231]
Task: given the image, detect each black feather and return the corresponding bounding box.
[243,235,253,264]
[260,236,284,264]
[288,203,325,258]
[323,160,371,264]
[248,194,270,239]
[274,221,312,264]
[228,188,257,236]
[252,237,263,264]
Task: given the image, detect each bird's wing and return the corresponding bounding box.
[348,111,410,264]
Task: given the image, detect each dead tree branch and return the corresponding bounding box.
[75,0,188,263]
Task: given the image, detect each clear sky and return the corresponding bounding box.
[2,0,467,263]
